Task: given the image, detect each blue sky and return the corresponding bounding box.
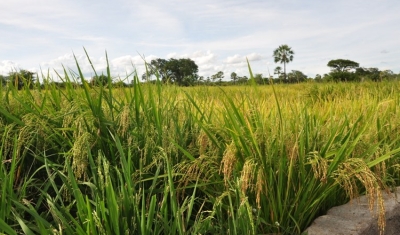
[1,0,399,81]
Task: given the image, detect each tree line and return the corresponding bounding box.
[0,70,37,89]
[1,45,399,89]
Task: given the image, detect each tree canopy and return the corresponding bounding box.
[288,70,307,83]
[230,72,238,84]
[211,71,224,83]
[355,67,380,81]
[145,58,199,86]
[327,59,359,72]
[91,74,111,86]
[273,45,294,80]
[8,69,36,89]
[274,66,282,78]
[326,59,360,82]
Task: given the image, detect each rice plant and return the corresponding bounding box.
[0,52,399,234]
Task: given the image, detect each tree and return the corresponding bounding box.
[230,72,238,84]
[274,66,282,78]
[314,74,322,82]
[237,76,248,84]
[287,70,307,83]
[355,67,380,81]
[327,59,359,82]
[144,58,169,82]
[8,69,36,90]
[211,71,224,84]
[144,58,199,86]
[273,44,294,80]
[328,71,358,82]
[198,76,204,85]
[91,74,111,86]
[380,70,396,81]
[254,73,263,84]
[141,73,150,81]
[327,59,359,72]
[167,58,199,86]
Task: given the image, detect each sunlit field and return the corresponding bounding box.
[1,64,400,234]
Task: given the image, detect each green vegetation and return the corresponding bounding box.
[273,44,295,80]
[143,58,199,86]
[211,71,224,84]
[326,59,360,82]
[327,59,360,72]
[1,55,400,234]
[91,74,112,86]
[4,49,399,87]
[7,70,37,90]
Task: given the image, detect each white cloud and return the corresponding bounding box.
[226,53,264,64]
[0,61,19,75]
[111,55,144,67]
[0,1,86,36]
[190,51,217,64]
[166,52,178,59]
[246,53,263,62]
[167,50,217,65]
[226,55,243,64]
[1,0,399,79]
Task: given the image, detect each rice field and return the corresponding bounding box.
[1,63,400,234]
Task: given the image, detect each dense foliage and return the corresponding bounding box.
[7,70,36,90]
[144,58,199,86]
[327,59,360,72]
[1,56,400,235]
[91,74,111,86]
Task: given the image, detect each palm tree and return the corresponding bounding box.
[273,44,294,80]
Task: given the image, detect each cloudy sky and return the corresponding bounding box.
[1,0,399,81]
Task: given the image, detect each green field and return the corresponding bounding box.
[1,69,400,234]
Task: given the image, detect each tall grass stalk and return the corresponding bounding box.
[0,52,400,234]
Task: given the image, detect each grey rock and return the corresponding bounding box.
[305,187,400,235]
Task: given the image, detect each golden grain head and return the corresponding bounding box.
[240,159,256,194]
[256,169,265,209]
[377,189,386,234]
[220,142,237,186]
[197,130,209,155]
[308,151,328,184]
[333,157,386,233]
